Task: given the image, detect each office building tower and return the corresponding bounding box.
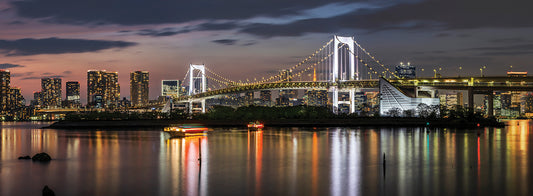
[32,91,42,107]
[130,71,149,106]
[41,78,62,108]
[66,81,80,108]
[161,80,180,98]
[9,87,24,109]
[395,62,416,79]
[260,90,272,106]
[0,70,10,112]
[525,93,533,116]
[306,90,328,106]
[87,70,120,108]
[244,92,254,106]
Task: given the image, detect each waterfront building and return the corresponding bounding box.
[395,62,416,79]
[41,78,62,108]
[260,90,271,106]
[507,71,527,77]
[379,78,439,117]
[130,71,149,106]
[161,80,180,98]
[439,92,463,110]
[0,70,10,112]
[65,81,80,108]
[244,92,254,106]
[525,93,533,117]
[306,90,327,106]
[87,70,120,108]
[32,91,42,108]
[9,87,24,110]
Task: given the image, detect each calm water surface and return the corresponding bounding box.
[1,121,532,196]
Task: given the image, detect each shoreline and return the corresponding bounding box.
[44,118,505,129]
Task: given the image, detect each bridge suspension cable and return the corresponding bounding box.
[352,40,399,79]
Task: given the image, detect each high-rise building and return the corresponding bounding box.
[130,71,149,106]
[395,62,416,79]
[260,90,272,106]
[9,87,24,109]
[0,70,10,112]
[525,93,533,116]
[87,70,120,108]
[32,91,42,107]
[244,92,254,106]
[161,80,180,98]
[41,78,62,108]
[306,90,327,106]
[66,81,80,108]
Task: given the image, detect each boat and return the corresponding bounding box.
[163,124,209,138]
[247,121,264,131]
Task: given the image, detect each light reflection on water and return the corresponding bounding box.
[0,120,532,196]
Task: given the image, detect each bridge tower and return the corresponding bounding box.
[188,64,207,113]
[330,35,359,113]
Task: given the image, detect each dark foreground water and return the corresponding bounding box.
[1,120,532,196]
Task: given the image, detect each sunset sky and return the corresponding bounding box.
[1,0,532,104]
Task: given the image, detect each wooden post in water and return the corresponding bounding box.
[198,138,202,163]
[382,153,386,178]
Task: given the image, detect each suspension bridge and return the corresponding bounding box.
[171,35,533,115]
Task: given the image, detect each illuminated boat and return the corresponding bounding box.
[247,121,264,130]
[163,124,209,137]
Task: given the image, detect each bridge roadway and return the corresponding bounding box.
[178,76,533,101]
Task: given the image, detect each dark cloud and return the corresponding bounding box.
[11,0,335,25]
[480,51,533,56]
[240,0,533,37]
[467,44,533,52]
[242,41,257,46]
[0,63,24,69]
[124,22,239,37]
[465,44,533,56]
[63,70,72,74]
[10,71,34,78]
[8,21,25,25]
[0,37,137,56]
[490,38,530,43]
[435,33,450,37]
[136,28,192,37]
[21,75,64,80]
[212,39,238,45]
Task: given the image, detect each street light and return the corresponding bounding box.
[458,66,462,77]
[433,69,437,78]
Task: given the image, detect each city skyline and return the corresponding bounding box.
[1,0,533,101]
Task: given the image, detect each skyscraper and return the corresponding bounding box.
[66,81,80,108]
[260,90,271,106]
[9,87,24,110]
[161,80,180,98]
[87,70,120,108]
[130,71,149,106]
[32,91,42,107]
[41,78,62,108]
[306,90,327,106]
[0,70,10,112]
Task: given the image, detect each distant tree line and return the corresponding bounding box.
[64,104,492,122]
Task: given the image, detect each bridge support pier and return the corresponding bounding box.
[487,91,494,117]
[331,87,339,114]
[349,89,355,113]
[187,99,206,114]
